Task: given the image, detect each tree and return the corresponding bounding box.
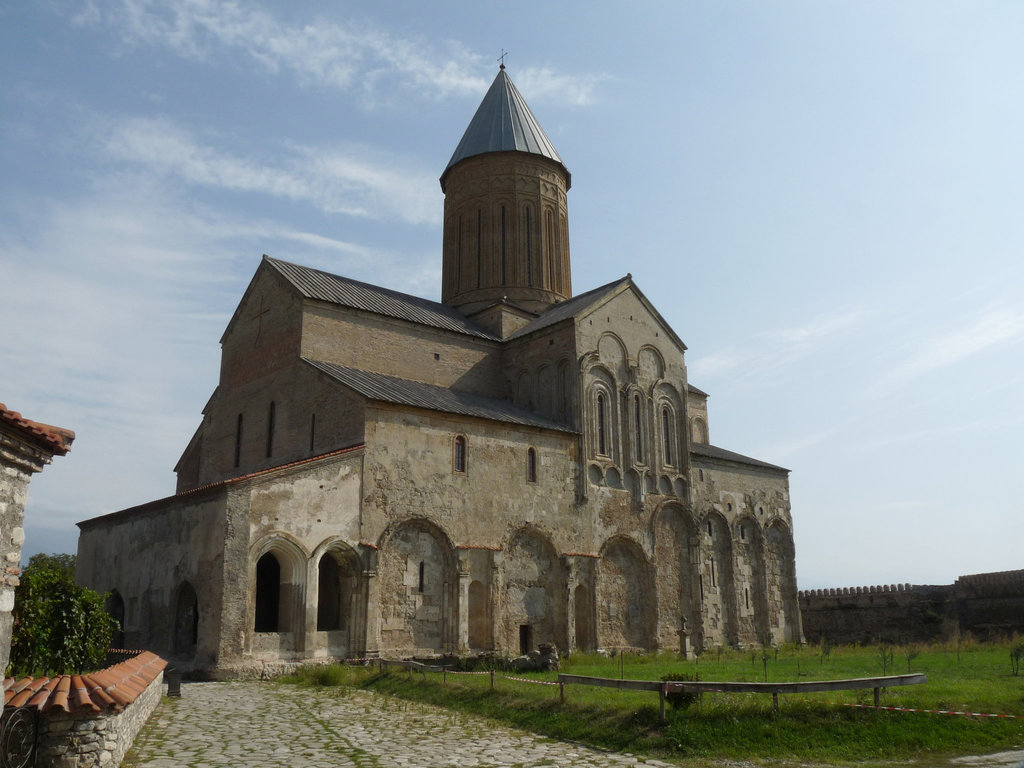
[8,553,118,676]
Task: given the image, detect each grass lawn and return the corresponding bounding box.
[284,640,1024,766]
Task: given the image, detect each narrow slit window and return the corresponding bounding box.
[309,413,316,453]
[662,407,672,465]
[597,393,607,455]
[454,435,467,473]
[634,395,643,463]
[527,448,537,483]
[234,414,243,468]
[501,205,507,285]
[266,401,275,458]
[418,561,425,593]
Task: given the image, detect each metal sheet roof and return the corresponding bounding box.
[304,359,576,433]
[266,256,499,341]
[441,67,569,191]
[504,277,630,341]
[690,442,789,473]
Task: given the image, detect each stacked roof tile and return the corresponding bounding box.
[3,651,166,715]
[0,403,74,455]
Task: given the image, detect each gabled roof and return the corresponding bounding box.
[0,403,74,455]
[441,67,569,192]
[505,275,688,352]
[264,256,500,341]
[691,442,789,474]
[504,277,630,341]
[304,359,575,433]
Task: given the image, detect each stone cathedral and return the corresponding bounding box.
[77,67,802,675]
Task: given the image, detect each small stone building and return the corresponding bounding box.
[76,67,802,675]
[0,403,74,673]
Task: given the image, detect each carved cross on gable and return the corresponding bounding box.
[251,295,271,345]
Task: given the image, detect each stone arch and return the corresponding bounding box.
[502,527,567,652]
[536,364,553,418]
[515,369,533,410]
[585,364,618,462]
[690,417,708,444]
[637,345,665,386]
[625,385,648,467]
[654,382,685,471]
[652,505,699,650]
[314,540,361,635]
[555,358,572,423]
[251,535,307,638]
[172,581,199,657]
[733,516,769,646]
[701,512,738,646]
[377,518,459,654]
[106,590,126,649]
[597,332,628,378]
[596,536,656,651]
[765,520,801,644]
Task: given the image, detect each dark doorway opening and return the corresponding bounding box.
[519,624,532,655]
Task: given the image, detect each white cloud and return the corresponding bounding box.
[104,117,440,224]
[70,1,601,107]
[688,307,869,383]
[877,305,1024,390]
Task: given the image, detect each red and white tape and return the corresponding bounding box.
[844,703,1019,719]
[502,674,561,687]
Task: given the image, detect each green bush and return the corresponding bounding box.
[9,553,117,676]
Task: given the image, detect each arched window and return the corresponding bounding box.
[106,591,126,649]
[527,448,537,483]
[454,435,467,473]
[266,401,275,458]
[597,394,607,455]
[418,560,425,593]
[662,406,673,465]
[234,413,243,468]
[633,394,644,463]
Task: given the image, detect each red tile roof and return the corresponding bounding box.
[3,651,166,715]
[0,403,74,456]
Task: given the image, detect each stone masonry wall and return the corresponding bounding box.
[799,570,1024,644]
[35,670,164,768]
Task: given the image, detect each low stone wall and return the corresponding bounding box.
[35,668,164,768]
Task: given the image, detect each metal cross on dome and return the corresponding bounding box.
[498,49,508,69]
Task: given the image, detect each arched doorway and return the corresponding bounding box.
[173,582,199,656]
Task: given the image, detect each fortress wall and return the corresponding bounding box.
[799,569,1024,644]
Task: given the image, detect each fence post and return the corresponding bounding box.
[659,683,667,721]
[490,669,495,691]
[873,687,880,707]
[772,692,779,714]
[443,668,447,685]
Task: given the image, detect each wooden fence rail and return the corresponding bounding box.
[557,672,928,719]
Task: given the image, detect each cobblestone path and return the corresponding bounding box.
[125,682,678,768]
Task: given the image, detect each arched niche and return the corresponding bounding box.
[596,536,655,651]
[377,519,458,654]
[502,527,567,653]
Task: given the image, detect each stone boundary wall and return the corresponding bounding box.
[34,669,164,768]
[799,569,1024,645]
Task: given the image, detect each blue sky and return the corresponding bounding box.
[2,1,1022,590]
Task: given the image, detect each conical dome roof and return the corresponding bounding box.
[440,67,570,192]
